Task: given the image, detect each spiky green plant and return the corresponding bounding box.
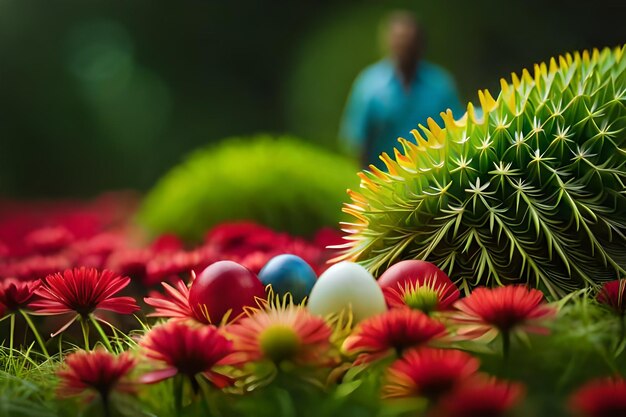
[139,135,358,241]
[336,46,626,297]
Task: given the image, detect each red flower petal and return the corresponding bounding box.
[30,268,139,329]
[140,321,234,387]
[434,375,525,417]
[569,377,626,417]
[451,285,555,340]
[383,347,480,400]
[343,309,446,363]
[57,349,136,398]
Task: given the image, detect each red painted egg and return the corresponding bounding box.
[377,260,460,311]
[378,260,452,289]
[189,260,266,324]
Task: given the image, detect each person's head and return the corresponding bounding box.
[382,11,424,70]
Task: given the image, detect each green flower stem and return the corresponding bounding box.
[80,318,90,351]
[89,315,113,352]
[109,325,123,352]
[199,377,220,416]
[9,314,15,360]
[101,393,111,417]
[174,376,184,414]
[57,336,63,358]
[502,330,510,360]
[19,310,50,358]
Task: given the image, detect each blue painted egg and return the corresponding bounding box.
[259,254,317,303]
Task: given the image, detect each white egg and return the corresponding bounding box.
[307,261,387,322]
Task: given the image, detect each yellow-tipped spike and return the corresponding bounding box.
[398,137,419,158]
[393,147,412,166]
[393,147,404,161]
[369,164,390,181]
[419,122,444,148]
[347,189,368,205]
[499,78,516,112]
[592,48,600,63]
[410,129,429,148]
[440,109,458,130]
[380,152,400,177]
[599,47,612,63]
[427,117,443,139]
[582,49,590,64]
[467,102,478,124]
[357,171,379,191]
[511,72,521,89]
[533,63,541,83]
[500,78,510,94]
[342,205,368,223]
[534,62,547,85]
[521,68,533,85]
[478,89,497,114]
[549,57,558,74]
[456,112,468,127]
[344,202,365,213]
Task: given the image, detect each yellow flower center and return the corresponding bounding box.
[403,286,440,314]
[259,325,301,363]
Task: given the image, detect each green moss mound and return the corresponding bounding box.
[138,135,358,241]
[337,46,626,297]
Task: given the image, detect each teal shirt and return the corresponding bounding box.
[340,59,463,169]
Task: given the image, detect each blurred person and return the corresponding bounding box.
[340,11,463,169]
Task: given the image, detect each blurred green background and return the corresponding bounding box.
[1,0,624,198]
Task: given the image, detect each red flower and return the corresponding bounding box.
[342,309,447,363]
[313,227,345,249]
[30,268,139,335]
[24,226,74,255]
[0,240,9,257]
[144,278,210,324]
[227,305,332,365]
[150,234,183,253]
[233,245,323,275]
[0,278,40,312]
[7,254,72,281]
[569,377,626,417]
[236,251,277,275]
[74,232,126,259]
[68,232,127,270]
[57,349,136,399]
[145,247,215,285]
[383,347,479,400]
[597,279,626,315]
[204,222,332,274]
[434,375,525,417]
[139,321,236,388]
[451,285,555,340]
[106,249,152,283]
[205,222,282,257]
[106,235,184,284]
